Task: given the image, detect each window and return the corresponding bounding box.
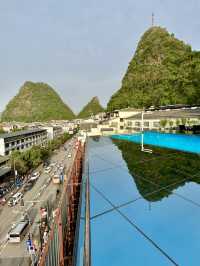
[153,122,160,127]
[120,126,124,130]
[110,122,118,127]
[127,121,132,127]
[120,118,124,122]
[144,122,149,127]
[135,122,141,127]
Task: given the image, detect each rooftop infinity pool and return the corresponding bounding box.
[112,131,200,154]
[75,136,200,266]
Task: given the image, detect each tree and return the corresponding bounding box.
[10,151,28,175]
[160,119,168,129]
[176,119,180,127]
[181,118,187,125]
[169,120,174,128]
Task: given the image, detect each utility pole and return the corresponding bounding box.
[13,158,17,187]
[152,12,155,27]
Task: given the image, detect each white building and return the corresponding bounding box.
[125,108,200,132]
[0,129,47,156]
[42,126,63,140]
[100,108,142,133]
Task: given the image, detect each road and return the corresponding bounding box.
[0,137,77,266]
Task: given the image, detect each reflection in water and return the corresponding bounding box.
[91,136,100,142]
[113,139,200,202]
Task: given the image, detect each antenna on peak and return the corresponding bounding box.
[151,12,155,27]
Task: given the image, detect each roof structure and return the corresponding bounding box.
[0,156,9,165]
[127,108,200,120]
[0,128,46,139]
[0,166,11,178]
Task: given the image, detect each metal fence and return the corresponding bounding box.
[73,140,91,266]
[38,141,84,266]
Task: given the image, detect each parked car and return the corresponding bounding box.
[50,162,56,167]
[30,171,40,181]
[44,167,51,174]
[0,187,7,196]
[8,192,23,207]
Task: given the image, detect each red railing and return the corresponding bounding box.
[37,141,84,266]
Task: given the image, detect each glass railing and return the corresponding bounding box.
[73,141,91,266]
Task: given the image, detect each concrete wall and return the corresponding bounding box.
[0,138,5,156]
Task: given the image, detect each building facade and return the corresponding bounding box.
[125,108,200,132]
[42,126,63,140]
[0,129,47,156]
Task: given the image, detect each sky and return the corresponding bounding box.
[0,0,200,114]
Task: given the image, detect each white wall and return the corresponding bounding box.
[0,139,5,156]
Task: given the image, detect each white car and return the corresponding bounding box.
[44,167,51,174]
[67,153,72,158]
[8,192,23,207]
[30,172,40,181]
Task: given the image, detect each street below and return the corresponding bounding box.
[0,137,77,266]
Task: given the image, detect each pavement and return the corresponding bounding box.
[0,137,77,266]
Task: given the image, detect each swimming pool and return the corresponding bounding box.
[75,137,200,266]
[112,131,200,154]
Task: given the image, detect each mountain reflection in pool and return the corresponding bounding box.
[112,139,200,202]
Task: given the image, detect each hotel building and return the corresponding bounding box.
[0,129,47,156]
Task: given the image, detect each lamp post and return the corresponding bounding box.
[13,158,17,187]
[141,111,144,152]
[141,110,152,153]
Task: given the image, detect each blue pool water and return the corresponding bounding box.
[112,131,200,154]
[75,137,200,266]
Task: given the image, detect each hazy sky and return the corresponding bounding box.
[0,0,200,114]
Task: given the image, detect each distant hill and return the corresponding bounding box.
[2,81,75,122]
[78,97,104,118]
[107,26,200,111]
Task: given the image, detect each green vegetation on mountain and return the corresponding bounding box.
[113,139,200,201]
[107,26,200,111]
[78,96,104,118]
[2,81,75,122]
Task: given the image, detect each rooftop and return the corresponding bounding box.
[0,166,11,178]
[128,108,200,120]
[0,128,46,139]
[0,156,9,164]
